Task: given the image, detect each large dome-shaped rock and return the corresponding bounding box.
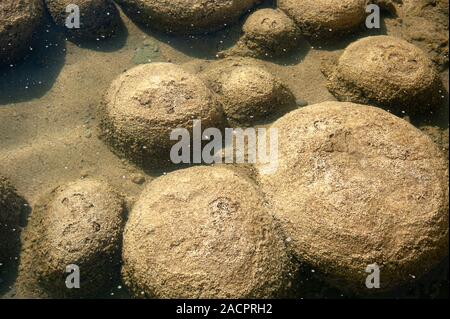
[323,36,443,115]
[17,179,126,298]
[115,0,262,34]
[45,0,121,41]
[100,63,225,169]
[0,176,27,267]
[256,101,449,293]
[278,0,367,38]
[122,166,295,298]
[0,0,44,66]
[200,58,296,126]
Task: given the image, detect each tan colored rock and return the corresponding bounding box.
[201,58,296,126]
[0,0,44,66]
[256,101,449,293]
[278,0,367,38]
[122,166,295,298]
[115,0,262,34]
[323,36,443,115]
[223,8,301,59]
[17,179,125,298]
[100,63,225,168]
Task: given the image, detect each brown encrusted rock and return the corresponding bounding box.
[200,58,296,126]
[122,166,295,299]
[222,8,301,59]
[0,176,27,267]
[398,0,449,70]
[0,0,44,66]
[115,0,262,34]
[17,179,126,298]
[44,0,121,41]
[278,0,367,38]
[256,101,449,293]
[323,35,443,115]
[99,63,225,168]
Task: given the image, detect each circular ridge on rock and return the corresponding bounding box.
[16,179,126,298]
[323,35,443,114]
[100,62,225,168]
[278,0,367,38]
[115,0,263,34]
[200,58,296,126]
[122,165,295,299]
[256,101,449,293]
[224,8,301,58]
[0,0,44,66]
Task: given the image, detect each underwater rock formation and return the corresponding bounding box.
[221,8,301,59]
[323,35,443,115]
[0,0,44,66]
[0,176,27,267]
[256,101,449,293]
[17,179,125,298]
[122,166,295,298]
[115,0,262,34]
[201,58,296,127]
[278,0,367,39]
[100,62,225,168]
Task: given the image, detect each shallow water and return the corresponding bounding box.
[1,2,449,299]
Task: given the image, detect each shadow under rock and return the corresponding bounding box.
[0,22,66,105]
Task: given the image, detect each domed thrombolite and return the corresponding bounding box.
[256,101,449,293]
[114,0,263,34]
[16,179,126,298]
[0,0,44,66]
[278,0,367,38]
[323,36,443,115]
[44,0,121,41]
[122,166,295,298]
[99,63,225,168]
[221,8,301,59]
[200,58,296,126]
[0,176,27,267]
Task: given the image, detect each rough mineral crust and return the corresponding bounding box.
[45,0,121,41]
[0,0,44,66]
[256,101,449,293]
[100,63,225,168]
[222,8,301,59]
[323,35,443,115]
[278,0,367,38]
[115,0,262,34]
[16,179,125,298]
[200,58,296,126]
[122,166,295,299]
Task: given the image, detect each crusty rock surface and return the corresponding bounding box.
[256,101,449,293]
[278,0,367,38]
[222,8,301,59]
[122,166,295,299]
[100,63,225,168]
[0,0,44,66]
[200,58,296,126]
[115,0,262,34]
[45,0,121,41]
[0,176,27,267]
[16,179,126,298]
[323,35,443,115]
